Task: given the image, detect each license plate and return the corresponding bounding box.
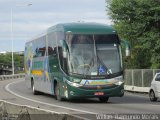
[94,92,104,96]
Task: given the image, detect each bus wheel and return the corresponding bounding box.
[55,83,63,101]
[98,97,109,103]
[31,80,39,95]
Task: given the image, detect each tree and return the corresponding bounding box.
[106,0,160,68]
[0,53,24,73]
[0,53,12,65]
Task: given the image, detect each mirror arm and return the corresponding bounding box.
[121,40,130,57]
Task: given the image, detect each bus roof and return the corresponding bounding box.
[47,22,115,34]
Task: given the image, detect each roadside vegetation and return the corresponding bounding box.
[0,53,24,73]
[106,0,160,69]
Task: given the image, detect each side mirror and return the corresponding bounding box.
[60,40,68,58]
[125,47,130,57]
[121,40,130,57]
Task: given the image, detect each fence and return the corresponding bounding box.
[124,69,160,92]
[0,74,25,81]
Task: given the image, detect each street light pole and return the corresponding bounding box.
[10,4,32,75]
[11,8,14,75]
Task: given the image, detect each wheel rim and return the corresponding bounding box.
[31,80,35,93]
[32,84,35,93]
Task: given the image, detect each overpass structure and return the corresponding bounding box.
[0,63,12,75]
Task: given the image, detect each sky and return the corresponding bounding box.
[0,0,111,52]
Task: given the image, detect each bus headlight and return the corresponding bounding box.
[114,76,124,85]
[72,78,81,83]
[114,81,124,85]
[67,80,83,87]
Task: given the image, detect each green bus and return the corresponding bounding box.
[24,23,129,102]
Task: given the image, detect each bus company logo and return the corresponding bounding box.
[99,66,105,74]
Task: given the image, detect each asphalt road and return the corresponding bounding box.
[1,79,160,120]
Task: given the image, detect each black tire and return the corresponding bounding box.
[31,80,39,95]
[99,97,109,103]
[149,90,157,102]
[55,82,63,101]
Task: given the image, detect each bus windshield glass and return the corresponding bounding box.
[67,34,122,77]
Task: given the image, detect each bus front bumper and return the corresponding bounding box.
[65,83,124,99]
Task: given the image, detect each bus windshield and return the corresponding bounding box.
[66,34,122,77]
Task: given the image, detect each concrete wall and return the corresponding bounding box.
[0,101,84,120]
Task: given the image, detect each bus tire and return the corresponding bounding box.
[98,97,109,103]
[31,79,39,95]
[55,82,63,101]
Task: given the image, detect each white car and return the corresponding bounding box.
[149,73,160,102]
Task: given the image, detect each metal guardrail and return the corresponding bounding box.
[0,74,25,81]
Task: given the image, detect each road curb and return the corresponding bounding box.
[124,85,149,93]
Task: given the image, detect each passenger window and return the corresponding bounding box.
[33,36,46,57]
[48,32,57,56]
[48,46,54,55]
[155,74,160,81]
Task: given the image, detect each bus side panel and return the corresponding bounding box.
[24,42,33,88]
[32,39,52,93]
[32,57,45,92]
[43,56,52,94]
[54,31,66,97]
[48,54,60,95]
[47,31,62,95]
[31,56,52,94]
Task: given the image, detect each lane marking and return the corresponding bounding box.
[5,80,96,115]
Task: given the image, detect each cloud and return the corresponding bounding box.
[0,10,109,40]
[0,0,112,52]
